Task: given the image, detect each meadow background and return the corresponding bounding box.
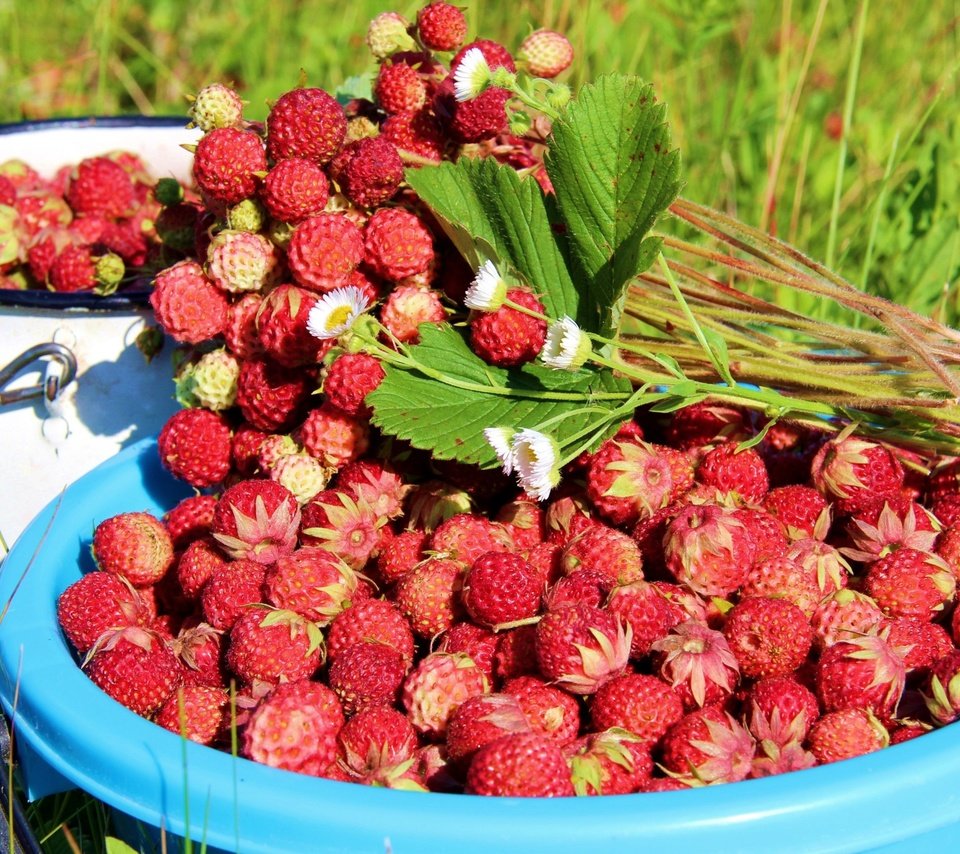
[0,0,957,850]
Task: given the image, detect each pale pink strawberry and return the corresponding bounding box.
[336,458,408,520]
[810,588,885,649]
[663,502,756,597]
[242,680,344,775]
[740,555,822,618]
[843,502,940,564]
[206,229,282,294]
[650,620,740,710]
[299,488,385,570]
[402,651,489,739]
[225,606,324,685]
[786,537,852,596]
[747,697,816,778]
[863,547,956,621]
[816,632,906,719]
[200,559,267,631]
[270,453,330,505]
[810,431,905,516]
[211,479,301,564]
[336,706,419,778]
[807,708,889,764]
[379,284,446,344]
[722,596,814,679]
[659,704,755,784]
[393,556,466,639]
[559,524,643,586]
[295,404,370,470]
[534,603,631,695]
[606,580,688,659]
[464,732,574,797]
[589,672,684,747]
[404,479,473,533]
[566,729,653,795]
[544,484,596,545]
[518,29,574,78]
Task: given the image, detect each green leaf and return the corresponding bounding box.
[367,324,632,467]
[335,72,374,104]
[546,74,682,338]
[404,158,580,321]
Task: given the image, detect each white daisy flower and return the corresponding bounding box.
[540,316,592,370]
[464,259,508,311]
[483,427,516,474]
[306,286,372,340]
[511,428,561,501]
[453,47,492,102]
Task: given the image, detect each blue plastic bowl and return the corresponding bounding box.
[1,438,959,853]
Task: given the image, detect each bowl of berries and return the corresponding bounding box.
[5,3,960,853]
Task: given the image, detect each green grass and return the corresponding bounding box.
[0,0,958,850]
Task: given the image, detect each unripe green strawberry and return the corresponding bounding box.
[188,83,245,132]
[177,348,240,411]
[366,11,416,59]
[518,29,574,78]
[206,229,282,293]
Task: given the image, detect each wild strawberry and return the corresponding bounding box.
[48,245,124,293]
[266,87,346,164]
[337,706,419,778]
[363,206,436,282]
[393,556,466,638]
[375,60,428,115]
[156,407,232,489]
[269,453,329,505]
[843,502,939,564]
[175,538,227,600]
[335,136,404,208]
[205,229,281,294]
[502,675,580,744]
[260,157,329,224]
[560,524,643,587]
[365,11,416,59]
[299,489,383,570]
[810,588,885,649]
[328,640,408,715]
[236,358,312,432]
[293,404,370,472]
[14,188,71,241]
[664,401,752,450]
[493,624,539,682]
[225,606,324,685]
[402,651,489,738]
[542,567,613,612]
[733,506,790,565]
[651,620,740,710]
[150,259,229,344]
[242,680,344,775]
[263,547,358,624]
[211,478,301,564]
[722,596,814,679]
[535,602,630,695]
[696,441,769,503]
[187,82,244,132]
[446,693,531,770]
[747,695,816,778]
[740,555,822,618]
[376,529,428,585]
[379,284,447,343]
[469,287,547,368]
[437,622,498,682]
[810,432,905,516]
[199,559,267,631]
[66,156,137,218]
[180,348,241,412]
[224,293,267,361]
[253,285,326,367]
[936,522,960,581]
[287,211,365,292]
[921,650,960,725]
[404,479,473,532]
[882,617,953,673]
[192,127,266,205]
[493,496,544,552]
[381,109,446,162]
[815,632,906,719]
[465,732,574,797]
[171,619,225,688]
[518,29,574,78]
[748,674,820,742]
[459,551,541,629]
[57,572,151,654]
[322,353,385,418]
[417,2,468,51]
[663,502,756,597]
[659,704,755,784]
[566,729,653,796]
[604,581,684,659]
[863,547,956,620]
[327,597,416,666]
[589,673,684,747]
[84,626,183,717]
[155,683,229,745]
[91,511,174,588]
[807,708,889,764]
[785,537,852,596]
[429,513,514,565]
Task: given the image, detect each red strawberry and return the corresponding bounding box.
[462,551,542,628]
[542,567,613,611]
[740,555,822,618]
[921,649,960,725]
[242,680,344,775]
[225,606,324,685]
[236,358,312,432]
[446,693,531,770]
[264,547,359,624]
[786,537,852,597]
[696,441,770,503]
[211,479,301,564]
[470,287,547,368]
[295,404,370,469]
[606,580,688,659]
[807,708,889,764]
[375,60,428,114]
[810,432,905,516]
[381,109,446,163]
[660,704,755,784]
[335,136,404,208]
[493,624,540,682]
[438,622,499,683]
[376,529,428,584]
[815,632,906,719]
[192,127,267,205]
[560,524,643,586]
[650,620,740,710]
[363,206,436,283]
[732,506,789,565]
[464,732,574,797]
[156,407,232,489]
[722,596,814,679]
[200,559,267,631]
[66,156,137,218]
[84,626,182,717]
[326,597,416,666]
[336,706,419,778]
[429,513,514,565]
[810,588,885,649]
[534,602,630,695]
[882,617,953,673]
[155,683,228,745]
[664,401,752,450]
[150,259,229,345]
[323,353,385,418]
[502,675,581,745]
[417,2,468,51]
[225,294,267,361]
[327,641,408,715]
[402,651,489,738]
[589,673,684,747]
[748,674,820,742]
[92,511,174,587]
[266,87,347,165]
[163,494,218,550]
[57,572,151,654]
[863,547,956,620]
[260,157,329,224]
[175,538,227,600]
[287,212,365,293]
[171,620,225,688]
[566,729,653,796]
[394,556,466,639]
[254,284,327,368]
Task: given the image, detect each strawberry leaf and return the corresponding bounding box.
[404,157,581,322]
[546,74,682,339]
[367,323,632,466]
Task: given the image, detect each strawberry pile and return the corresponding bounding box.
[53,2,960,797]
[0,149,181,294]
